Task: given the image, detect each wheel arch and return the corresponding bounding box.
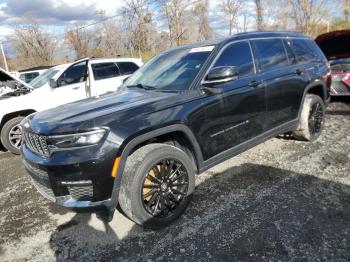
[0,109,36,131]
[298,80,327,118]
[106,124,203,211]
[118,124,203,174]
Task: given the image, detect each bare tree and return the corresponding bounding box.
[159,0,199,46]
[94,11,125,57]
[12,21,56,68]
[193,0,214,40]
[121,0,157,55]
[254,0,264,30]
[287,0,328,35]
[344,0,350,21]
[220,0,242,35]
[64,23,98,59]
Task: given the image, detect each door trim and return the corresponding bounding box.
[199,118,299,172]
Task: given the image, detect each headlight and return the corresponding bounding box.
[48,129,106,149]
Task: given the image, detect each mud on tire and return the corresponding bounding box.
[118,143,195,228]
[293,94,325,141]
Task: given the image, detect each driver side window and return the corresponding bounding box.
[57,61,87,87]
[214,41,254,77]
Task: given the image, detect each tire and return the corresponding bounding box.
[119,143,195,228]
[0,116,25,155]
[292,94,325,141]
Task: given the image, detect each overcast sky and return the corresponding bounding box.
[0,0,126,40]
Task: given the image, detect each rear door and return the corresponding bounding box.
[89,62,122,96]
[251,38,307,129]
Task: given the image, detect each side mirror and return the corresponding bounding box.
[203,66,238,86]
[49,78,58,88]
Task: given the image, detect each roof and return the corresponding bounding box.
[166,31,309,52]
[19,66,53,73]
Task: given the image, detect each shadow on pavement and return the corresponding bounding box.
[49,163,350,261]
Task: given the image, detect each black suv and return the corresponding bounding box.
[21,32,330,228]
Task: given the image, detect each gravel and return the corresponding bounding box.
[0,102,349,262]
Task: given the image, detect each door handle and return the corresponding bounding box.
[72,86,81,90]
[249,80,262,88]
[295,69,304,75]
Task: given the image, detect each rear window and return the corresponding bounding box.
[290,39,325,63]
[20,72,39,83]
[252,39,289,71]
[117,62,139,75]
[91,63,120,80]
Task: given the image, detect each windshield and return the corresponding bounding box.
[29,67,60,89]
[122,46,214,91]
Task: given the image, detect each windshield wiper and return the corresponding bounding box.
[127,83,156,90]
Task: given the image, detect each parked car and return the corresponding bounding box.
[0,57,142,154]
[21,32,329,228]
[0,67,33,99]
[316,30,350,97]
[9,67,49,83]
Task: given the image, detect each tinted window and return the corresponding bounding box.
[91,63,120,80]
[22,72,39,83]
[214,41,254,76]
[58,61,87,87]
[117,62,139,75]
[253,39,289,71]
[290,39,324,63]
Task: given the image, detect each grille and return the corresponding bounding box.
[23,131,50,157]
[331,81,350,95]
[68,184,94,201]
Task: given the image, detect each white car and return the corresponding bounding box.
[0,57,143,154]
[10,67,52,83]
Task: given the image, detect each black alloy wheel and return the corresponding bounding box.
[308,102,324,136]
[142,159,189,218]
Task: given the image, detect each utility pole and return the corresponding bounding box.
[0,42,9,71]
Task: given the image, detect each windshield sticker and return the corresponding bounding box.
[189,46,215,53]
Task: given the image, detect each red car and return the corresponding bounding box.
[316,30,350,97]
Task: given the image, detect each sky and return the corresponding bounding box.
[0,0,238,57]
[0,0,234,39]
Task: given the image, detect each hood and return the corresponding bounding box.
[28,88,178,134]
[0,67,32,99]
[315,30,350,60]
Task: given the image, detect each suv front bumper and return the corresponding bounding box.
[21,140,119,211]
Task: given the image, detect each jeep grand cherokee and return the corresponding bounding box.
[21,32,330,228]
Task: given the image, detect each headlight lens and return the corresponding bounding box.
[48,129,106,149]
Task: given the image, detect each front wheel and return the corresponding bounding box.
[0,116,25,154]
[293,94,325,141]
[119,143,195,228]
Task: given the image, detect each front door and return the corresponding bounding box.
[50,60,88,107]
[191,41,266,160]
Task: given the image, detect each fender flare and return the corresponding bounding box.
[106,124,203,210]
[297,79,327,119]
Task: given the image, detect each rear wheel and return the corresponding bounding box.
[293,94,325,141]
[119,143,195,228]
[0,116,25,154]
